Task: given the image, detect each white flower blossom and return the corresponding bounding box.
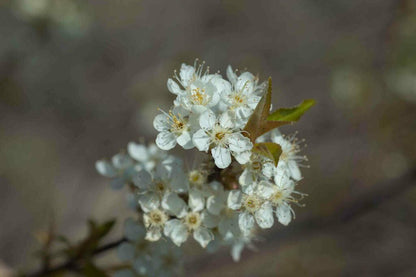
[95,152,135,190]
[154,107,194,150]
[270,129,307,181]
[221,65,265,127]
[239,153,275,192]
[227,188,274,234]
[257,171,305,226]
[163,191,214,248]
[192,109,253,168]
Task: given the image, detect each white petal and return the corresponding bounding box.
[191,105,209,114]
[199,109,216,130]
[189,189,205,212]
[227,190,242,210]
[219,112,234,129]
[257,181,275,199]
[127,142,149,162]
[162,192,187,217]
[193,227,214,248]
[145,227,162,241]
[276,202,292,226]
[233,150,252,164]
[247,94,261,109]
[212,74,232,93]
[239,168,254,187]
[95,160,117,177]
[255,202,274,229]
[207,195,225,215]
[228,133,253,153]
[132,169,152,190]
[236,106,253,120]
[262,162,274,178]
[211,146,231,168]
[236,72,255,93]
[288,160,302,181]
[238,211,254,234]
[274,167,291,188]
[163,219,179,237]
[153,114,169,132]
[209,90,220,107]
[138,192,159,213]
[177,131,194,149]
[231,242,244,262]
[112,153,133,169]
[179,64,195,87]
[167,78,182,95]
[192,129,211,152]
[226,65,238,85]
[156,131,177,150]
[166,219,188,246]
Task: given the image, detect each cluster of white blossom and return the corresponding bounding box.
[114,218,183,277]
[96,61,309,272]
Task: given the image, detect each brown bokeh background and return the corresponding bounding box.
[1,0,416,276]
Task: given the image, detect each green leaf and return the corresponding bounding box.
[252,142,282,166]
[244,78,288,142]
[267,99,315,122]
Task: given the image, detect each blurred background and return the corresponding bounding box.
[1,0,416,276]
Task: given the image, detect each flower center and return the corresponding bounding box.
[169,111,187,134]
[190,87,207,105]
[243,195,261,213]
[148,209,167,227]
[271,191,283,205]
[215,132,225,140]
[188,170,205,186]
[185,212,201,230]
[156,182,165,192]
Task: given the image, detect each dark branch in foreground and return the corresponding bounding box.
[26,238,127,277]
[26,168,416,277]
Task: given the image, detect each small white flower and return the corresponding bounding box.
[221,65,264,126]
[154,107,193,150]
[163,192,214,248]
[257,172,305,226]
[227,189,274,233]
[192,109,253,168]
[239,153,275,192]
[142,200,169,241]
[270,129,307,181]
[95,153,135,190]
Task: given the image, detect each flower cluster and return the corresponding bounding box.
[96,61,313,274]
[154,61,265,168]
